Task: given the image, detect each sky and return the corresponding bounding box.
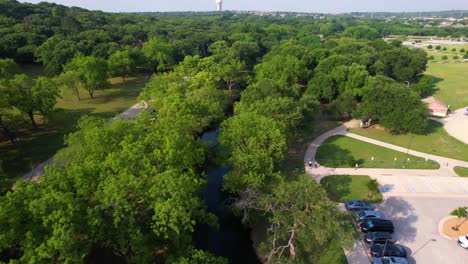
[20,0,468,13]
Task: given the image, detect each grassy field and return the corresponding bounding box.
[316,135,440,169]
[320,175,383,203]
[282,116,340,177]
[0,70,146,178]
[455,167,468,177]
[350,120,468,162]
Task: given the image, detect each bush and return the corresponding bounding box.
[442,47,447,51]
[367,179,380,192]
[453,55,459,60]
[428,55,435,60]
[435,45,441,50]
[415,40,422,43]
[427,44,433,49]
[452,48,457,52]
[347,155,356,167]
[460,48,465,53]
[464,53,468,59]
[441,55,448,60]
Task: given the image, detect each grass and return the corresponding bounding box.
[454,167,468,177]
[317,240,347,264]
[425,62,468,110]
[0,70,146,178]
[282,116,340,177]
[321,175,383,203]
[350,120,468,162]
[316,135,440,169]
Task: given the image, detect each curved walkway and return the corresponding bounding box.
[303,120,468,197]
[430,107,468,144]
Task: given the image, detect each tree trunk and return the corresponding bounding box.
[456,217,468,230]
[74,86,80,101]
[0,117,16,144]
[288,230,296,261]
[28,112,37,129]
[368,117,373,127]
[88,89,94,99]
[122,75,126,83]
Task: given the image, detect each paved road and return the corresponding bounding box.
[20,101,148,181]
[303,120,468,263]
[430,107,468,144]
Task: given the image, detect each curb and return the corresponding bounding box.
[438,215,459,241]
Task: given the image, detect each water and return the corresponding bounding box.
[194,129,261,264]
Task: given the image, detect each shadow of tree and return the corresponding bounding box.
[320,176,352,202]
[377,197,418,244]
[316,137,355,168]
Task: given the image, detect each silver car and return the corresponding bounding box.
[355,210,381,222]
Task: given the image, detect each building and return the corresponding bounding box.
[216,0,222,12]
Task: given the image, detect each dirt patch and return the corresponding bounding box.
[442,217,468,237]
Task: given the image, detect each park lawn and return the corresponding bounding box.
[349,120,468,162]
[0,75,146,178]
[317,240,347,264]
[282,117,340,178]
[320,175,383,203]
[425,61,468,110]
[316,135,440,169]
[454,167,468,177]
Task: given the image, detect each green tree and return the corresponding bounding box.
[427,44,433,49]
[142,36,174,72]
[35,35,80,75]
[254,55,309,87]
[450,207,468,231]
[453,55,459,60]
[219,112,287,192]
[411,75,435,97]
[55,70,83,101]
[435,45,441,50]
[451,48,457,52]
[7,74,59,128]
[65,55,109,99]
[460,48,466,53]
[108,49,136,82]
[441,55,448,60]
[258,175,354,263]
[0,58,20,79]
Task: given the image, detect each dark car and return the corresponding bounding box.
[359,219,394,233]
[345,200,374,211]
[355,210,381,222]
[365,232,394,245]
[370,244,407,258]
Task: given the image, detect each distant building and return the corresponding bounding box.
[422,97,449,117]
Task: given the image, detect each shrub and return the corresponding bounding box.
[441,55,448,60]
[427,44,433,49]
[367,179,380,192]
[452,48,457,52]
[347,155,356,167]
[442,47,447,51]
[460,48,465,53]
[428,55,435,60]
[453,55,459,60]
[463,53,468,59]
[435,45,441,50]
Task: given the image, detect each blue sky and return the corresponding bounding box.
[20,0,468,13]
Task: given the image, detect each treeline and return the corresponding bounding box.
[0,0,436,263]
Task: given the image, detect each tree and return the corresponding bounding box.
[427,45,433,49]
[35,35,80,75]
[441,55,448,60]
[450,207,468,231]
[7,74,59,129]
[442,47,447,51]
[360,76,429,134]
[216,58,245,96]
[108,49,136,82]
[411,75,435,97]
[254,55,309,87]
[460,48,466,53]
[435,45,441,50]
[219,112,287,192]
[65,55,109,99]
[453,55,459,60]
[142,36,174,72]
[0,58,20,79]
[55,70,83,101]
[451,48,457,52]
[257,175,354,263]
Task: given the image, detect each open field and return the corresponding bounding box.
[454,167,468,177]
[0,74,146,178]
[316,135,440,169]
[350,120,468,162]
[320,175,383,203]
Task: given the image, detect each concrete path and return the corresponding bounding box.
[430,107,468,144]
[20,101,148,181]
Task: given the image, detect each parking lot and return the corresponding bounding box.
[347,196,468,264]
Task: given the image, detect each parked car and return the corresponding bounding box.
[464,107,468,115]
[458,236,468,249]
[365,232,394,245]
[359,219,394,233]
[345,200,374,211]
[373,256,408,264]
[355,210,381,222]
[370,244,407,258]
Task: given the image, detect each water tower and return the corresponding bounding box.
[216,0,222,11]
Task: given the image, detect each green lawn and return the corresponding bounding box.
[318,240,347,264]
[455,167,468,177]
[282,117,340,177]
[0,75,146,178]
[320,175,383,203]
[425,62,468,110]
[350,120,468,162]
[316,135,440,169]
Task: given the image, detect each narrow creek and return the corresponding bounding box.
[194,129,261,264]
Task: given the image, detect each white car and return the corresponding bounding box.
[373,256,408,264]
[458,236,468,249]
